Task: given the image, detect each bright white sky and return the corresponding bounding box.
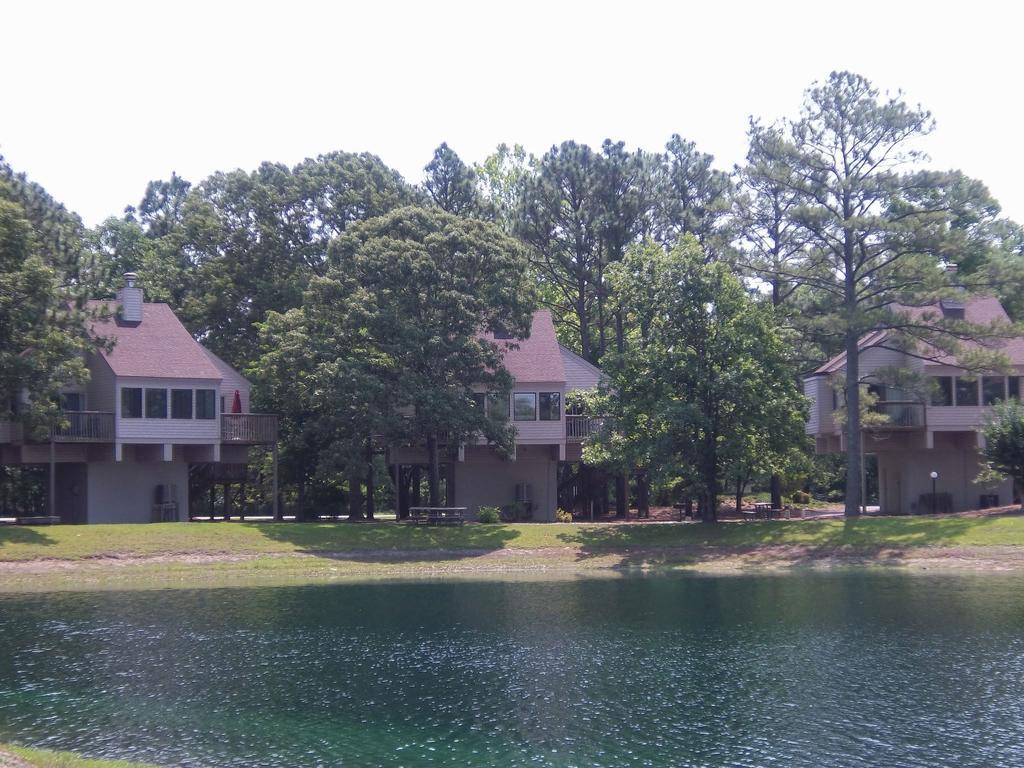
[3,1,1022,227]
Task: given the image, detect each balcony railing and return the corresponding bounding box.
[566,414,603,442]
[51,411,115,442]
[221,413,279,444]
[865,401,925,430]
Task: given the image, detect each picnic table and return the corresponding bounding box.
[408,506,466,526]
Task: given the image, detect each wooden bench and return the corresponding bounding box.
[408,507,466,526]
[14,516,61,525]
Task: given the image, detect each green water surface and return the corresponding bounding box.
[1,573,1023,767]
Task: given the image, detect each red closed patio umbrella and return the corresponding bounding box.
[231,389,242,414]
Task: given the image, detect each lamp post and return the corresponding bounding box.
[930,471,939,515]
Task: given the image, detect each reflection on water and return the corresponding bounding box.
[1,573,1024,767]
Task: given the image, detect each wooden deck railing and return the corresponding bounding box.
[566,415,603,442]
[221,413,279,444]
[865,401,926,430]
[51,411,115,442]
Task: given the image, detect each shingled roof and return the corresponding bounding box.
[811,296,1023,375]
[87,301,222,380]
[485,310,567,383]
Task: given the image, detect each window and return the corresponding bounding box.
[513,393,537,421]
[485,393,509,420]
[145,388,167,418]
[121,388,142,418]
[493,329,514,340]
[171,389,193,419]
[955,377,979,406]
[983,376,1007,406]
[60,392,84,412]
[866,383,886,402]
[1011,378,1021,400]
[539,392,561,421]
[196,389,217,419]
[471,393,486,411]
[930,377,953,406]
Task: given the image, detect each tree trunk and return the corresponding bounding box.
[844,326,863,517]
[636,470,649,518]
[364,440,375,520]
[397,465,410,519]
[735,476,743,515]
[615,474,627,518]
[426,434,442,506]
[347,467,364,520]
[702,448,719,523]
[411,466,421,507]
[770,473,783,510]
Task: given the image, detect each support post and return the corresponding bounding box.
[49,439,56,519]
[272,442,280,521]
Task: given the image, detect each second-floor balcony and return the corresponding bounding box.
[221,413,279,444]
[566,414,603,442]
[864,401,926,431]
[51,411,115,443]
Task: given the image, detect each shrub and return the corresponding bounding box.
[555,508,573,523]
[500,502,526,522]
[827,489,845,503]
[477,506,501,524]
[791,490,811,505]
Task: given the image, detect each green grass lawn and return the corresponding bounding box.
[2,514,1024,563]
[0,743,153,767]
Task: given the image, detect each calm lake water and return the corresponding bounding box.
[1,573,1024,767]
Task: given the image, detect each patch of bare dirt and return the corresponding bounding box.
[0,750,32,768]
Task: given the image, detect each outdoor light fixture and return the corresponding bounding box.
[930,471,939,514]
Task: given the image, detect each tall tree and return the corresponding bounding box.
[590,237,805,522]
[752,71,1015,516]
[652,135,733,259]
[474,143,534,233]
[423,143,487,218]
[326,206,536,504]
[125,152,416,371]
[0,173,97,435]
[517,141,606,363]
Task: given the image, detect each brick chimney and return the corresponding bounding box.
[117,272,143,323]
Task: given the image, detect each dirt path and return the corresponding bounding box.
[4,543,1024,578]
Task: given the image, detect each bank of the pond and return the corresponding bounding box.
[0,743,153,767]
[3,512,1024,589]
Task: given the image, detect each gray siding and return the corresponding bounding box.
[86,461,189,523]
[86,354,116,412]
[559,345,602,391]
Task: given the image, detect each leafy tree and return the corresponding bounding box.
[748,71,1018,516]
[326,206,536,504]
[588,237,806,522]
[474,143,534,232]
[126,152,416,372]
[979,400,1024,500]
[0,176,96,435]
[423,143,488,218]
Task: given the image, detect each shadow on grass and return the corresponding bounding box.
[556,514,1015,571]
[0,525,56,549]
[248,521,523,563]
